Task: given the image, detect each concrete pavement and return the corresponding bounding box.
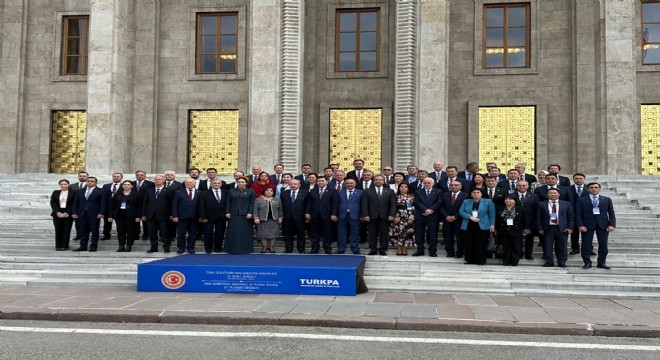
[1,285,659,337]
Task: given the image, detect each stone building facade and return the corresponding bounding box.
[0,0,657,176]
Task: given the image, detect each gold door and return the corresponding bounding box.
[479,106,535,173]
[188,110,239,174]
[330,109,382,172]
[50,111,86,173]
[642,105,660,175]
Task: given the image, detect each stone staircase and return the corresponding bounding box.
[1,173,660,299]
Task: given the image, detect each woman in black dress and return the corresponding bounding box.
[225,176,256,254]
[50,179,76,251]
[107,180,141,252]
[495,194,529,266]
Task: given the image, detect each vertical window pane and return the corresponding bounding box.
[67,19,83,36]
[220,35,236,54]
[221,15,237,34]
[339,52,356,71]
[359,52,377,71]
[644,24,660,43]
[339,33,356,51]
[360,12,377,31]
[220,58,236,73]
[66,57,81,73]
[507,7,526,27]
[201,16,217,35]
[508,28,526,47]
[486,53,504,68]
[507,51,526,67]
[201,54,216,73]
[360,32,377,51]
[339,12,356,32]
[643,3,660,22]
[485,28,504,47]
[643,47,660,64]
[67,38,82,56]
[201,36,216,53]
[486,8,504,27]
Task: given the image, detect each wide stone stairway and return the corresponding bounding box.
[1,173,659,299]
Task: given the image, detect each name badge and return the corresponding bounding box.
[508,189,515,194]
[407,203,414,211]
[120,202,127,210]
[550,213,558,222]
[593,207,600,215]
[472,210,478,218]
[506,218,513,226]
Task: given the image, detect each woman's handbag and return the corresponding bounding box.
[487,232,496,253]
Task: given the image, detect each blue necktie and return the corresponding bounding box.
[592,196,599,208]
[155,189,160,199]
[291,191,296,203]
[215,190,220,203]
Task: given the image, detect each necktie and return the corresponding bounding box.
[577,186,582,195]
[488,188,493,199]
[436,172,441,180]
[277,175,281,184]
[551,201,558,224]
[319,188,324,199]
[85,188,91,199]
[215,190,220,203]
[155,188,160,199]
[336,182,341,191]
[519,194,524,205]
[592,196,599,208]
[347,190,352,200]
[291,191,296,202]
[451,192,456,205]
[377,187,382,197]
[188,189,193,200]
[111,183,117,197]
[510,181,515,190]
[137,181,142,190]
[467,173,472,182]
[520,174,524,181]
[357,171,361,182]
[166,181,170,188]
[426,189,430,196]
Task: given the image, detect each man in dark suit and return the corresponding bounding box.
[132,170,154,240]
[536,188,574,268]
[101,172,123,240]
[361,175,396,256]
[515,181,539,260]
[142,175,171,253]
[439,180,466,257]
[381,165,394,185]
[484,176,507,207]
[69,171,89,240]
[534,173,573,203]
[294,164,313,190]
[337,179,364,254]
[497,169,522,194]
[515,163,537,184]
[198,178,228,254]
[356,170,374,190]
[408,170,428,194]
[488,167,507,182]
[328,170,346,191]
[568,173,590,255]
[188,168,206,191]
[199,168,218,192]
[412,178,443,257]
[224,171,245,190]
[457,162,479,184]
[248,165,261,185]
[71,177,106,252]
[345,159,365,182]
[576,182,616,269]
[171,178,202,254]
[305,177,339,254]
[269,164,285,185]
[548,164,570,187]
[164,170,183,245]
[281,179,309,253]
[438,166,469,194]
[429,161,445,185]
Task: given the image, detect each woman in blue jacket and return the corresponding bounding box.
[460,187,496,265]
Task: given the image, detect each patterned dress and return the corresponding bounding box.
[389,194,415,247]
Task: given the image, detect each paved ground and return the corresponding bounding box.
[1,285,659,337]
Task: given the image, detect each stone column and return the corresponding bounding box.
[393,0,417,171]
[86,0,133,174]
[248,0,281,169]
[599,0,638,174]
[279,0,304,172]
[0,0,27,172]
[416,0,449,170]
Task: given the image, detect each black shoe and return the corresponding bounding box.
[558,262,567,268]
[569,250,579,255]
[146,248,158,253]
[583,263,592,269]
[310,250,319,254]
[163,248,170,253]
[525,255,534,260]
[298,250,307,254]
[88,248,97,252]
[176,249,184,254]
[590,251,596,256]
[378,250,387,256]
[72,237,79,241]
[446,253,454,258]
[116,247,125,252]
[352,251,361,255]
[205,250,212,254]
[597,264,611,270]
[456,252,463,258]
[367,250,377,255]
[429,253,437,257]
[188,249,195,254]
[325,250,332,255]
[72,247,87,252]
[412,252,424,257]
[335,250,346,254]
[542,262,554,267]
[125,246,131,252]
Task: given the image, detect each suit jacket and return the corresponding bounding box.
[361,186,396,220]
[328,178,345,192]
[50,189,76,216]
[558,175,571,187]
[72,187,106,218]
[269,174,285,185]
[439,191,467,220]
[356,180,374,191]
[413,187,443,221]
[569,184,590,207]
[521,173,537,184]
[497,179,520,192]
[109,191,141,219]
[306,187,339,220]
[132,179,155,194]
[198,188,228,221]
[515,191,539,230]
[142,187,171,221]
[171,188,202,220]
[495,205,529,234]
[536,200,574,233]
[338,188,364,220]
[459,199,496,230]
[408,180,425,194]
[225,188,256,216]
[69,181,86,191]
[345,169,364,181]
[438,176,469,194]
[294,174,310,190]
[281,189,309,221]
[457,170,478,183]
[575,195,616,230]
[253,196,283,220]
[165,180,183,192]
[428,171,445,184]
[102,182,122,214]
[194,178,208,192]
[484,187,508,207]
[534,185,573,203]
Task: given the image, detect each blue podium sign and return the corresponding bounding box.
[137,254,368,296]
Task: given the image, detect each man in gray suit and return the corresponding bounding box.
[361,174,396,256]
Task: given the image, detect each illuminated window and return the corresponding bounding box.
[483,4,529,68]
[61,16,89,75]
[643,1,660,64]
[335,9,379,72]
[196,13,238,74]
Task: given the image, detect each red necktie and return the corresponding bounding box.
[551,202,558,223]
[111,183,117,197]
[451,193,456,205]
[336,182,341,191]
[188,189,193,200]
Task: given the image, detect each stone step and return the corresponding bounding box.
[0,269,137,280]
[0,278,135,287]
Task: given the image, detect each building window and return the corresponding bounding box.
[643,1,660,65]
[335,9,379,72]
[61,16,89,75]
[483,4,529,68]
[196,13,238,74]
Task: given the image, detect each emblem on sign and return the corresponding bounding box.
[161,271,186,289]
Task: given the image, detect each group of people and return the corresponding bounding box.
[50,159,617,269]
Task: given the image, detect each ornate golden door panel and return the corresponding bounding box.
[188,110,239,174]
[479,106,535,173]
[330,109,382,172]
[50,111,86,173]
[642,105,660,175]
